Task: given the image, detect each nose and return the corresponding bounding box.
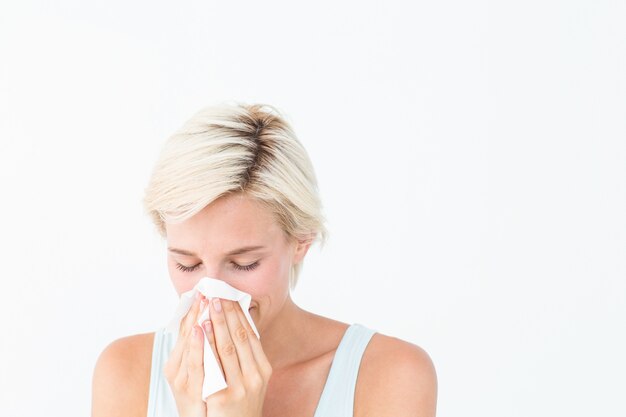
[197,266,240,290]
[200,262,222,281]
[200,258,220,279]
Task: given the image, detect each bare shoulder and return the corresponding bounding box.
[91,332,155,417]
[355,331,438,417]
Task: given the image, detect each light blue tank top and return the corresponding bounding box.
[146,323,377,417]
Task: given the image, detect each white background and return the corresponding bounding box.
[1,1,624,416]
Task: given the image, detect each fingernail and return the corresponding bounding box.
[213,297,222,312]
[192,326,198,337]
[203,320,212,333]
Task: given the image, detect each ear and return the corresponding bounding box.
[292,233,315,265]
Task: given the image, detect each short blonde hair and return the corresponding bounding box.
[143,102,328,290]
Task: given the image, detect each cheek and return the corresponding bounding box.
[168,276,187,296]
[233,268,273,302]
[235,256,291,302]
[170,276,194,296]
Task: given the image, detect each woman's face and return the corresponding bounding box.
[164,193,310,331]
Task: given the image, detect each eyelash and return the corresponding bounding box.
[175,261,260,273]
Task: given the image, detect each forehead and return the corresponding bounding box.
[165,193,284,248]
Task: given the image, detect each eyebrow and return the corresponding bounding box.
[168,245,267,257]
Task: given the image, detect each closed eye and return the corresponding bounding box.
[175,261,260,273]
[175,262,201,273]
[232,260,260,271]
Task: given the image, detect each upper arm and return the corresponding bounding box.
[355,335,438,417]
[91,334,153,417]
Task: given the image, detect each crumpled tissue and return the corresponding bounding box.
[165,277,260,401]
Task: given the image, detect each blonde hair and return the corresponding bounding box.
[143,102,328,290]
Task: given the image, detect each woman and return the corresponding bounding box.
[91,103,438,417]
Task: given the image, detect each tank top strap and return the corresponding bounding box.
[313,323,377,417]
[146,327,179,417]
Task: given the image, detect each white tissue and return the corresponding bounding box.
[165,277,260,401]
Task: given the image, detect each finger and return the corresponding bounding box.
[196,295,208,328]
[202,319,224,379]
[234,301,257,339]
[224,300,260,377]
[234,302,272,377]
[181,293,203,339]
[170,294,203,373]
[209,297,243,386]
[186,324,205,398]
[177,303,203,388]
[166,337,185,381]
[180,295,207,373]
[176,336,191,389]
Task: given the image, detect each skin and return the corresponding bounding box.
[92,192,438,417]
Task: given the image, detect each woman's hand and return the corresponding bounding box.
[202,297,273,417]
[163,293,272,417]
[164,293,208,417]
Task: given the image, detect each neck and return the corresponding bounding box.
[257,296,316,371]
